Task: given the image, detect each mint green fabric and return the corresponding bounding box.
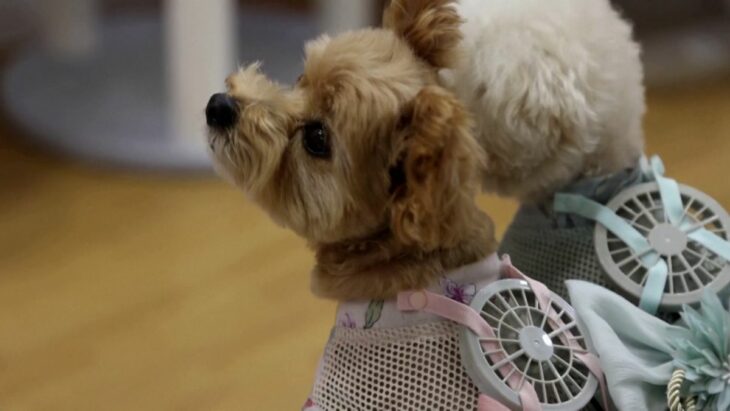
[672,291,730,410]
[566,281,691,411]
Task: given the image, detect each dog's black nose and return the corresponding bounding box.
[206,93,238,129]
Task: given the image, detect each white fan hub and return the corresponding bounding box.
[648,223,688,256]
[519,326,554,362]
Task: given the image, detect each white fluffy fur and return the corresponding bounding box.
[443,0,645,202]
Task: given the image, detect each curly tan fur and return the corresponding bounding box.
[390,86,485,251]
[208,0,496,300]
[383,0,463,68]
[313,86,495,300]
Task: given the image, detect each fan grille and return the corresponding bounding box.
[480,287,590,405]
[597,183,730,308]
[461,280,597,410]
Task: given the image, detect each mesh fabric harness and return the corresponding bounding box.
[306,255,504,411]
[310,321,481,410]
[499,163,647,300]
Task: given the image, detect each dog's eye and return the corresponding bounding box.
[302,121,331,159]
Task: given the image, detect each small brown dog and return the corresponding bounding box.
[206,1,507,408]
[206,0,496,302]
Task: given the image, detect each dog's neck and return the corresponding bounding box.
[310,211,497,301]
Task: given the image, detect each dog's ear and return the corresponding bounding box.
[389,86,484,251]
[383,0,462,69]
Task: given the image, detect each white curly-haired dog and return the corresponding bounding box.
[446,0,645,202]
[443,0,646,300]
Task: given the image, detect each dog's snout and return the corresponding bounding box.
[206,93,238,129]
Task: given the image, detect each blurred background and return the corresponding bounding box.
[0,1,728,410]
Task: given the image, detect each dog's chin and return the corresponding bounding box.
[206,133,240,187]
[210,156,238,187]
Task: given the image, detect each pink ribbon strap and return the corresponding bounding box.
[478,394,511,411]
[576,352,611,411]
[398,290,495,338]
[502,256,611,411]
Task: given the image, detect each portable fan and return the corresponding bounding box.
[459,279,598,411]
[553,155,730,314]
[594,182,730,311]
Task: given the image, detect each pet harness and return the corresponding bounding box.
[303,255,608,411]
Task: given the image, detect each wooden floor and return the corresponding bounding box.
[0,73,728,410]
